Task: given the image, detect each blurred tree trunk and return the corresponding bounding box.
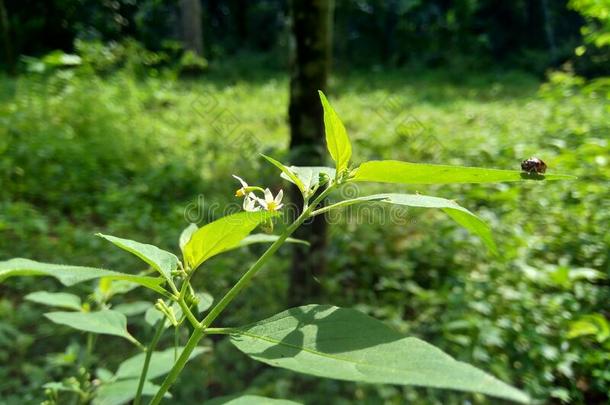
[0,0,15,74]
[540,0,557,60]
[180,0,203,56]
[287,0,333,306]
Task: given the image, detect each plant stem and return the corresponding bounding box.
[86,333,95,361]
[128,335,146,351]
[147,185,335,405]
[311,200,361,217]
[199,185,334,330]
[204,327,235,335]
[134,318,166,405]
[309,184,380,217]
[177,298,199,329]
[148,326,205,405]
[178,268,196,300]
[176,257,202,329]
[174,327,179,362]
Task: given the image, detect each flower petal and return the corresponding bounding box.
[243,195,261,212]
[264,188,274,203]
[232,174,249,188]
[254,195,268,208]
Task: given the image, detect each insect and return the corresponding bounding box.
[521,157,547,174]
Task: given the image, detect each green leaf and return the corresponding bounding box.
[229,305,529,404]
[113,301,152,317]
[280,166,336,192]
[567,314,610,343]
[240,234,310,247]
[567,319,599,339]
[97,233,179,282]
[261,154,306,194]
[184,211,278,270]
[0,258,166,294]
[319,91,352,173]
[207,394,302,405]
[96,368,115,382]
[197,292,214,313]
[329,193,496,254]
[93,379,166,405]
[43,382,82,393]
[353,160,576,184]
[188,234,307,259]
[25,291,82,311]
[44,310,139,345]
[145,305,165,327]
[179,223,199,253]
[115,346,209,380]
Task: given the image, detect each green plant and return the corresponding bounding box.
[0,91,575,404]
[569,0,610,50]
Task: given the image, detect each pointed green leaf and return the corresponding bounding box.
[193,234,308,261]
[179,223,199,253]
[240,234,310,247]
[25,291,82,311]
[0,258,166,294]
[261,154,306,194]
[44,310,139,345]
[184,211,278,270]
[115,346,209,380]
[353,160,576,184]
[319,91,352,173]
[280,166,336,192]
[326,193,496,254]
[229,305,529,404]
[97,233,179,282]
[207,394,302,405]
[93,379,167,405]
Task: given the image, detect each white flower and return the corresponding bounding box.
[232,175,249,197]
[232,175,282,213]
[243,193,261,212]
[256,188,284,212]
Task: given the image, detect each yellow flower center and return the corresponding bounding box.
[267,201,278,212]
[235,189,246,197]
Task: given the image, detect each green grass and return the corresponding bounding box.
[0,65,608,404]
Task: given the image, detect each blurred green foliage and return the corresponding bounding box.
[0,45,609,404]
[569,0,610,48]
[569,0,610,76]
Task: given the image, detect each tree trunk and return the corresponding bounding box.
[0,0,15,74]
[540,0,557,61]
[287,0,333,306]
[180,0,203,56]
